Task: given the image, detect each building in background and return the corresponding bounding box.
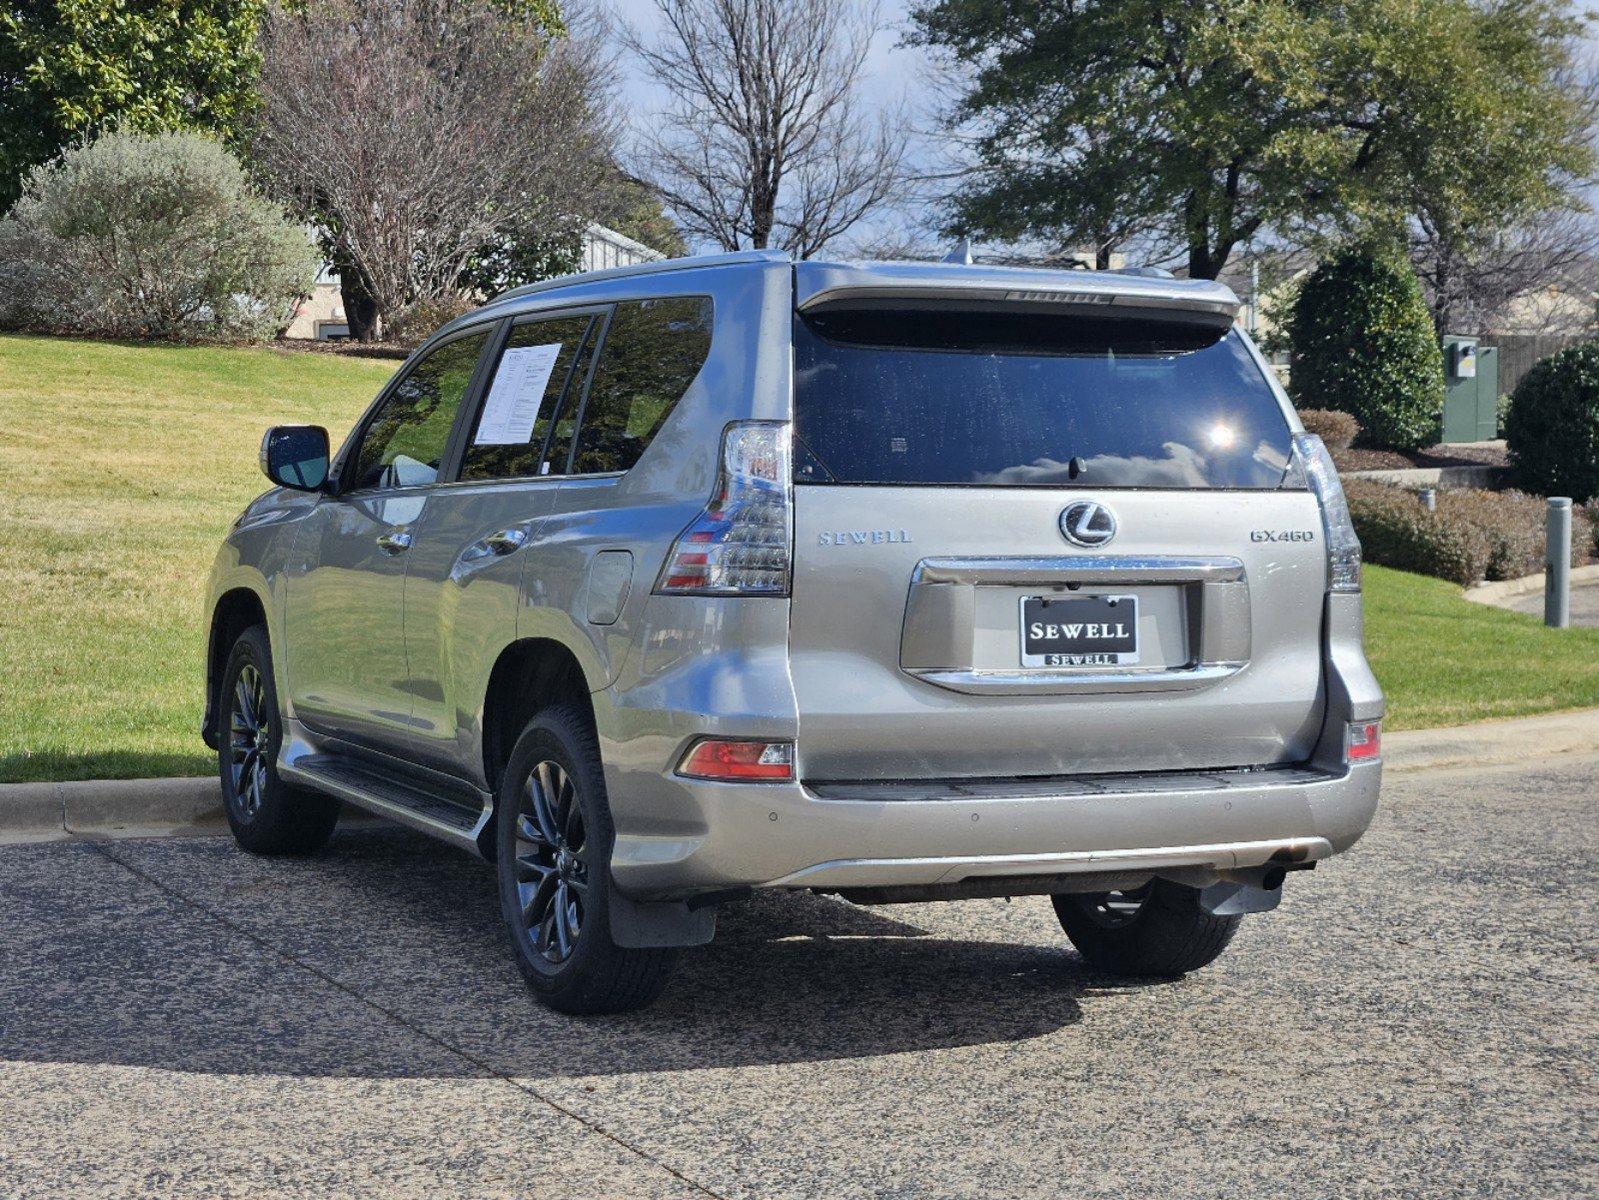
[284,223,665,340]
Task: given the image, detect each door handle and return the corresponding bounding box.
[376,529,413,555]
[482,527,528,556]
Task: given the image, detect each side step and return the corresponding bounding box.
[281,754,490,852]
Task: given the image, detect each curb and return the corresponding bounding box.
[1346,464,1509,489]
[0,777,224,841]
[1463,564,1599,607]
[1383,706,1599,774]
[4,706,1599,841]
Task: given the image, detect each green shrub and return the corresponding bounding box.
[1296,407,1360,451]
[1288,246,1445,453]
[1345,479,1595,585]
[1346,480,1488,585]
[1503,342,1599,502]
[0,131,317,342]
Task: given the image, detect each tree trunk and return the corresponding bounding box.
[333,249,381,342]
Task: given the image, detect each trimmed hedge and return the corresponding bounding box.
[1345,479,1596,586]
[1288,247,1445,453]
[1296,408,1360,451]
[1504,341,1599,503]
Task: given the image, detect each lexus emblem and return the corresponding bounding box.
[1059,500,1118,547]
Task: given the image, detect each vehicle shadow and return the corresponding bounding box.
[0,828,1168,1081]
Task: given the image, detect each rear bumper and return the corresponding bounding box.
[604,759,1382,896]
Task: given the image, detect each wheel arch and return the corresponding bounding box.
[203,586,271,750]
[477,636,598,855]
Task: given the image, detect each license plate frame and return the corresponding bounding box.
[1020,594,1140,668]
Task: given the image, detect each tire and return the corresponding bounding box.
[216,624,341,855]
[1052,879,1241,976]
[495,704,678,1014]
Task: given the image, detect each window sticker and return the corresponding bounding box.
[473,343,563,445]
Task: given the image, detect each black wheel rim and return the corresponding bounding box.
[227,663,269,819]
[1077,883,1153,930]
[513,760,588,965]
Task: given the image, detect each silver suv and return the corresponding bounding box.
[203,251,1383,1013]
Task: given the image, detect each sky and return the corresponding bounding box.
[609,0,944,252]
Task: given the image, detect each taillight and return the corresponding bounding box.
[1345,720,1381,763]
[677,738,795,781]
[1293,432,1362,593]
[655,422,792,596]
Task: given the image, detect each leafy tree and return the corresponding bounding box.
[909,0,1595,281]
[605,176,688,259]
[0,130,317,341]
[0,0,264,210]
[1288,245,1445,453]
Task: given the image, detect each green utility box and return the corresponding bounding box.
[1440,335,1500,443]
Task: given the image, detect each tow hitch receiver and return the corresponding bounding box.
[1199,864,1294,916]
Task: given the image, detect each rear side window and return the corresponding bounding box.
[565,296,713,476]
[792,308,1293,489]
[459,314,595,482]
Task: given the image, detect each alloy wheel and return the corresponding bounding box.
[513,760,589,964]
[228,663,269,818]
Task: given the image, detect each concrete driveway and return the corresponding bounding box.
[1507,579,1599,626]
[2,754,1595,1199]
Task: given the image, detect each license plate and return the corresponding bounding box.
[1020,594,1139,667]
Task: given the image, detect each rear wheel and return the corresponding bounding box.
[217,624,341,855]
[1052,879,1241,976]
[495,704,678,1014]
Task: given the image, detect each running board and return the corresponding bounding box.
[281,754,490,852]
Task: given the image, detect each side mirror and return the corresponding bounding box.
[260,425,330,492]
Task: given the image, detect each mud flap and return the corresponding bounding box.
[607,884,719,948]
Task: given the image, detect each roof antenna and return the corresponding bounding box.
[941,238,973,265]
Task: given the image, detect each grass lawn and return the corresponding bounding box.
[0,333,395,783]
[1362,564,1599,729]
[2,331,1597,782]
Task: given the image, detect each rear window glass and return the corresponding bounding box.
[792,308,1293,489]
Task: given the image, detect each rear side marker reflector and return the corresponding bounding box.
[678,739,795,782]
[1345,720,1381,763]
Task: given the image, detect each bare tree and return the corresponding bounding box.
[622,0,909,256]
[1410,204,1599,337]
[256,0,619,337]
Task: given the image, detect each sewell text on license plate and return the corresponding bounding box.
[1020,594,1140,667]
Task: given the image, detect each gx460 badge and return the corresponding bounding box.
[1251,529,1317,543]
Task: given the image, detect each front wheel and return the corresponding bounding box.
[495,704,678,1014]
[217,624,341,855]
[1052,879,1241,976]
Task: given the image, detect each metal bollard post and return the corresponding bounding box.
[1546,497,1572,628]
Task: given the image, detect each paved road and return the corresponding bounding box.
[1508,579,1599,626]
[2,756,1595,1199]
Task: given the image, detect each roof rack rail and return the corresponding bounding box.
[1109,265,1176,279]
[488,248,791,306]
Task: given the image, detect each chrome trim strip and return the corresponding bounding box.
[906,661,1246,696]
[912,554,1246,586]
[766,836,1336,888]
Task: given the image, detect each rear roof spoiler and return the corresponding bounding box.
[793,259,1240,325]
